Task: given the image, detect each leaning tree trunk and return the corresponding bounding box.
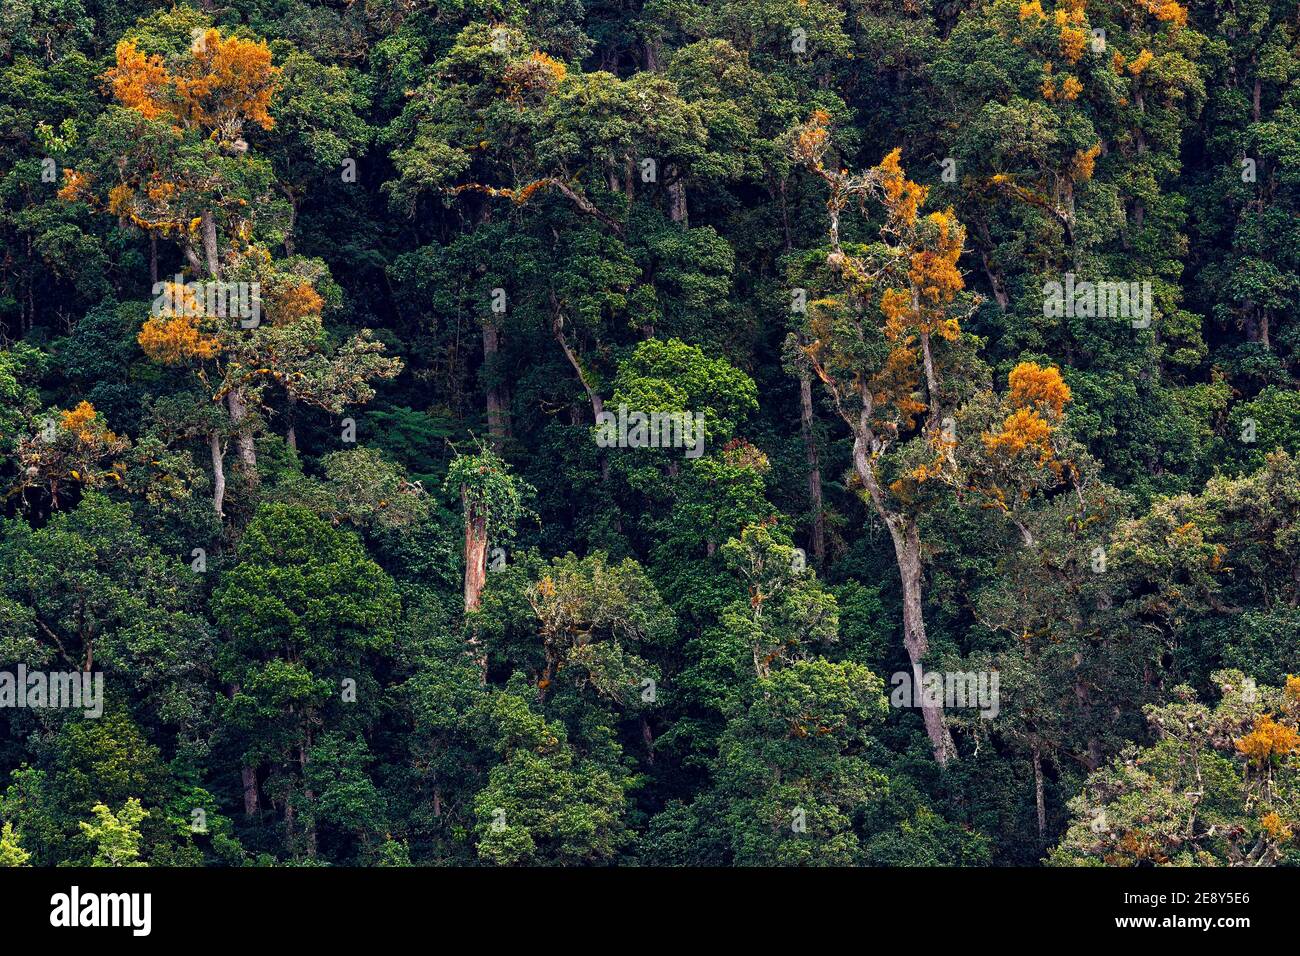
[552,301,613,486]
[553,311,604,422]
[851,433,955,764]
[890,518,956,764]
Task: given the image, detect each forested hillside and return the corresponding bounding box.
[0,0,1298,868]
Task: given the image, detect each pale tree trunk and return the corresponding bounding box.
[798,367,825,568]
[919,325,941,432]
[226,389,258,481]
[552,304,603,422]
[891,518,956,763]
[552,300,611,484]
[210,432,226,516]
[200,211,220,279]
[285,395,298,452]
[462,509,488,612]
[852,433,956,764]
[203,208,258,491]
[462,491,489,681]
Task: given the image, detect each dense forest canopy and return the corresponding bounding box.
[0,0,1298,868]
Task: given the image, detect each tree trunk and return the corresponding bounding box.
[552,307,603,422]
[241,765,260,817]
[974,220,1009,310]
[482,322,510,446]
[1245,306,1271,349]
[462,506,488,613]
[1033,745,1047,844]
[210,431,226,516]
[848,429,954,763]
[919,326,941,431]
[798,366,825,568]
[465,509,488,681]
[666,164,688,225]
[640,715,655,766]
[229,682,261,817]
[891,518,956,764]
[200,210,220,279]
[299,734,317,859]
[226,389,258,480]
[285,395,298,452]
[462,492,490,680]
[201,208,258,499]
[980,250,1009,310]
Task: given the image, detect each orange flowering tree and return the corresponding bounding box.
[60,22,284,276]
[13,401,129,510]
[134,251,400,517]
[58,15,399,518]
[968,0,1197,251]
[53,17,287,508]
[790,110,1078,763]
[946,361,1082,548]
